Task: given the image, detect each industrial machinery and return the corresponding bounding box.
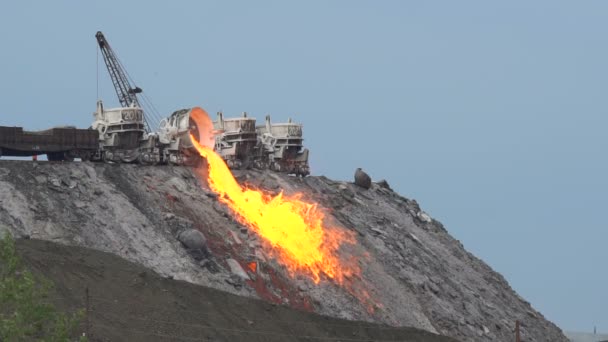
[0,126,98,161]
[256,115,310,176]
[156,108,309,174]
[158,109,258,168]
[213,112,258,169]
[0,31,312,176]
[157,107,215,165]
[95,31,147,131]
[0,111,311,175]
[90,100,145,162]
[94,31,160,164]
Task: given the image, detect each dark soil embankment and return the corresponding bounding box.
[17,239,458,342]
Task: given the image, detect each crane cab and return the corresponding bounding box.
[91,100,146,162]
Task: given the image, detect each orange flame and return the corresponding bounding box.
[188,136,360,284]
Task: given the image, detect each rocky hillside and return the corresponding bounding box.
[0,161,567,341]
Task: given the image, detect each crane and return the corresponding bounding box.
[95,31,160,133]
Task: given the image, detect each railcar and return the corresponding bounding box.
[0,126,99,161]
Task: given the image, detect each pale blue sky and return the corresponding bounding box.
[1,1,606,333]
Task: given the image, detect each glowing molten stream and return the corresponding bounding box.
[190,136,359,284]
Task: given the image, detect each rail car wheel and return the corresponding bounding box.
[79,151,92,162]
[240,156,253,170]
[138,153,158,166]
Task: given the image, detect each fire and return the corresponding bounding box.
[190,135,359,283]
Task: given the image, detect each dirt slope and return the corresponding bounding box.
[17,238,457,342]
[0,161,568,341]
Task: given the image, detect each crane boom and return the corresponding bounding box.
[95,31,142,108]
[95,31,142,107]
[95,31,154,133]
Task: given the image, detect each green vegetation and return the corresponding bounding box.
[0,233,86,342]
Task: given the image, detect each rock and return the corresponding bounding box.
[77,183,88,194]
[188,248,209,261]
[370,227,386,236]
[417,211,432,223]
[61,177,77,189]
[248,238,259,248]
[167,177,188,192]
[74,200,87,209]
[396,241,406,251]
[177,229,207,250]
[376,179,392,191]
[84,165,97,182]
[225,274,243,288]
[255,249,267,262]
[338,310,355,320]
[164,213,176,220]
[229,230,242,245]
[427,281,440,294]
[354,168,372,189]
[49,178,61,187]
[35,175,47,184]
[336,184,355,204]
[297,283,308,292]
[226,258,250,280]
[49,187,66,193]
[339,186,355,199]
[374,216,389,224]
[409,233,421,244]
[213,202,231,217]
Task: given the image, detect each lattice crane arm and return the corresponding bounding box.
[95,31,141,108]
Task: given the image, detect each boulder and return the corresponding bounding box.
[177,229,207,250]
[417,211,432,223]
[354,168,372,189]
[226,258,250,280]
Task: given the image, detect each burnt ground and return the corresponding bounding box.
[16,238,457,342]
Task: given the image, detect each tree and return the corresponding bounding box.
[0,233,86,341]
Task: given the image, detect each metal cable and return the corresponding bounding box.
[112,54,164,132]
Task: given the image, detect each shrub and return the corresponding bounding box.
[0,233,86,341]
